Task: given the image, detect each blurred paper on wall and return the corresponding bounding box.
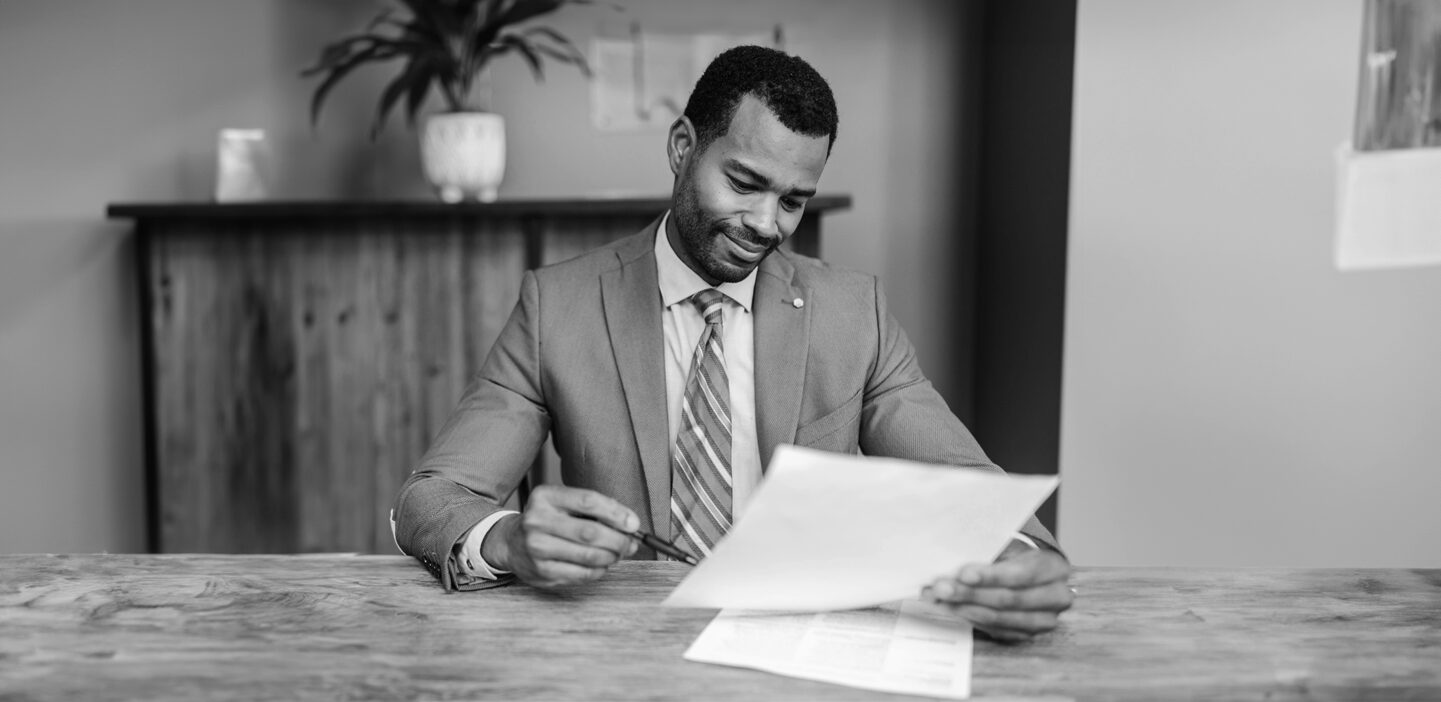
[1335,144,1441,270]
[590,30,774,132]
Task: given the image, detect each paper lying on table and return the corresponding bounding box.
[684,599,974,699]
[663,444,1058,611]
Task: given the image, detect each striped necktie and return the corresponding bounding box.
[669,288,733,559]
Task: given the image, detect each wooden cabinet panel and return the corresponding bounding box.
[112,199,848,553]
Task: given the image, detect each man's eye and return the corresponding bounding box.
[781,198,803,212]
[729,178,756,193]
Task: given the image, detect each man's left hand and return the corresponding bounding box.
[923,540,1074,643]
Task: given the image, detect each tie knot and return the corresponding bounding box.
[690,289,727,324]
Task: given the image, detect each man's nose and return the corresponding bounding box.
[740,198,781,241]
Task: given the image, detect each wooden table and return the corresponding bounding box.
[2,556,1437,701]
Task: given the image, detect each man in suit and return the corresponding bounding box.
[394,46,1073,642]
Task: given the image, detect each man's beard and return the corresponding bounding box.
[674,178,778,284]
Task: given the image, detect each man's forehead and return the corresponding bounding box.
[711,95,830,177]
[724,94,821,141]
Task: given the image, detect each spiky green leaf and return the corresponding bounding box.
[521,26,590,74]
[373,56,434,138]
[397,0,464,38]
[492,34,546,82]
[303,35,379,75]
[473,0,567,57]
[304,0,599,129]
[403,56,439,124]
[494,0,567,28]
[529,41,590,77]
[307,44,404,126]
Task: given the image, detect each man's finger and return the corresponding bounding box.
[930,580,1075,612]
[540,486,640,532]
[531,560,607,588]
[524,531,627,568]
[955,550,1069,589]
[518,507,631,556]
[976,626,1040,644]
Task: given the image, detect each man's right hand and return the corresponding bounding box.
[481,485,640,588]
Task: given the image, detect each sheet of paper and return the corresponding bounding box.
[1335,143,1441,270]
[663,444,1058,611]
[684,599,974,699]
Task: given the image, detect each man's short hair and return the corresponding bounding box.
[683,45,839,154]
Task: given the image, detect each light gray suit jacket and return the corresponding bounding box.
[394,218,1059,590]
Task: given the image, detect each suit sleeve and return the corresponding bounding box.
[393,270,552,590]
[857,278,1063,555]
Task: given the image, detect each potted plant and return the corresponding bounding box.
[304,0,595,202]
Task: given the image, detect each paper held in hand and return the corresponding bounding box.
[662,444,1058,611]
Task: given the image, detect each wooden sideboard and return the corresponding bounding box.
[108,197,850,554]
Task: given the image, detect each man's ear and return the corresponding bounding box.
[667,116,697,176]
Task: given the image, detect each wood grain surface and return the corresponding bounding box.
[145,217,531,555]
[2,557,1437,701]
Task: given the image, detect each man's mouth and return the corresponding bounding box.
[721,228,772,258]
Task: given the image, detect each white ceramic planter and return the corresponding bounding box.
[420,112,506,203]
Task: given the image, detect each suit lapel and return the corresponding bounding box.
[600,224,672,537]
[753,251,809,473]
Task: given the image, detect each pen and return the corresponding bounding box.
[628,529,700,566]
[576,514,700,565]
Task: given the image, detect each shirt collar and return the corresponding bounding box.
[654,210,756,313]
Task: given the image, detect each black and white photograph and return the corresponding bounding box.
[1,0,1438,699]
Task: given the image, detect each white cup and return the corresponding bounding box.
[215,129,271,202]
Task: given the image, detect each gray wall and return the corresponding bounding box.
[0,0,969,553]
[1063,0,1441,567]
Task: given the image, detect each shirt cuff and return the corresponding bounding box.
[457,510,520,580]
[1012,533,1039,550]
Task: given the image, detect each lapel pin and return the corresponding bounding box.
[791,297,805,309]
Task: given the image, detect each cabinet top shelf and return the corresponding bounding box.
[107,196,852,221]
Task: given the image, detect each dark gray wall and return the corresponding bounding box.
[968,0,1077,534]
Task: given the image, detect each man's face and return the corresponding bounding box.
[668,95,830,285]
